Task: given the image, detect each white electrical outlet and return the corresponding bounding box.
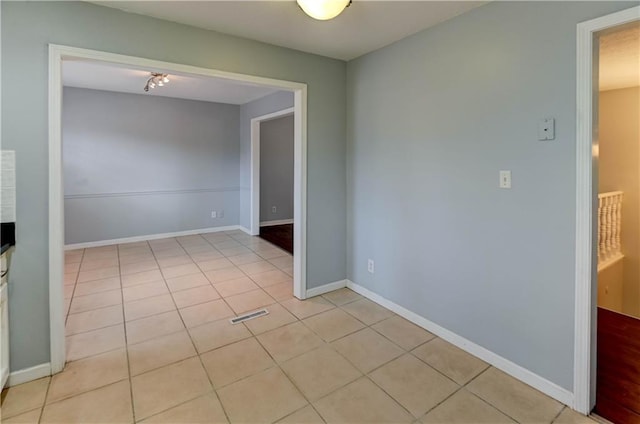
[211,211,217,218]
[272,206,277,213]
[367,259,375,274]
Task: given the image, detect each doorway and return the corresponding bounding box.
[574,5,640,418]
[49,44,308,375]
[250,108,295,255]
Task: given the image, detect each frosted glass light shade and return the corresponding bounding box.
[297,0,350,20]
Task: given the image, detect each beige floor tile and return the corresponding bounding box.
[77,266,119,283]
[0,377,50,419]
[217,367,307,423]
[65,250,84,263]
[131,357,212,420]
[256,248,289,260]
[80,257,119,271]
[156,255,193,268]
[153,248,187,259]
[165,272,210,292]
[171,285,220,308]
[412,338,489,385]
[257,322,324,362]
[263,281,294,301]
[66,324,125,361]
[64,272,78,285]
[118,252,156,265]
[161,263,201,279]
[331,328,404,373]
[196,257,233,271]
[204,267,246,284]
[128,330,197,376]
[280,297,335,319]
[341,298,394,325]
[238,260,278,275]
[41,380,132,424]
[322,288,363,306]
[120,259,159,276]
[313,377,413,424]
[553,407,598,423]
[3,407,42,423]
[189,251,225,263]
[303,308,365,342]
[213,277,259,298]
[249,269,292,288]
[200,337,275,388]
[219,246,252,257]
[65,304,123,335]
[124,293,176,321]
[243,303,298,335]
[179,299,234,328]
[269,256,293,269]
[47,349,128,403]
[466,367,563,423]
[277,405,325,424]
[73,277,120,297]
[139,393,228,423]
[369,354,459,417]
[228,253,264,266]
[126,310,185,345]
[421,389,515,424]
[122,280,168,302]
[69,289,122,314]
[189,319,252,353]
[372,316,435,350]
[282,346,361,401]
[82,251,117,262]
[224,289,276,314]
[64,284,75,299]
[121,269,164,287]
[214,239,243,249]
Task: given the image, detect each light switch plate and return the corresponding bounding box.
[499,170,511,189]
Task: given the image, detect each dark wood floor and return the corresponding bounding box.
[259,224,293,254]
[595,307,640,423]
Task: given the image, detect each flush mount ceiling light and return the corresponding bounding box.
[296,0,351,20]
[144,72,170,92]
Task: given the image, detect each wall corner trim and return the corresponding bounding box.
[305,279,347,298]
[238,226,253,236]
[346,280,575,408]
[7,363,51,387]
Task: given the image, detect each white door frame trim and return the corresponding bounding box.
[250,107,295,236]
[48,44,308,374]
[574,5,640,414]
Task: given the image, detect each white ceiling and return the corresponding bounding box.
[63,59,279,104]
[600,24,640,91]
[91,1,488,61]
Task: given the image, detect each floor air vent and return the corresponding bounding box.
[230,309,269,324]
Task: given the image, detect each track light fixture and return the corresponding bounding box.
[144,73,170,92]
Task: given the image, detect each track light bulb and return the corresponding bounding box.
[162,76,170,83]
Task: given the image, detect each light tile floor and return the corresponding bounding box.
[1,230,596,423]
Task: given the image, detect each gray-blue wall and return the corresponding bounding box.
[260,115,294,222]
[239,91,294,229]
[2,1,346,372]
[63,87,240,244]
[346,1,635,391]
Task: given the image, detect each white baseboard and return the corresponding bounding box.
[8,363,51,387]
[346,280,574,407]
[64,225,242,250]
[305,279,347,298]
[260,219,294,227]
